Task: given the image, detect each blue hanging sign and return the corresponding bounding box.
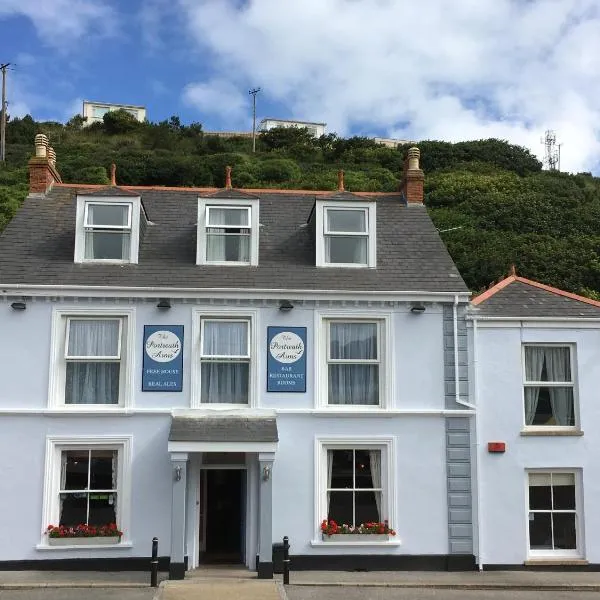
[267,326,307,392]
[142,325,184,392]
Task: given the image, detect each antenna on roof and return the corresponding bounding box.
[541,130,561,171]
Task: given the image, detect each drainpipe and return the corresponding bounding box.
[472,317,483,571]
[453,294,476,409]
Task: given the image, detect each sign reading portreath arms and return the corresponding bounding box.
[142,325,184,391]
[267,326,306,392]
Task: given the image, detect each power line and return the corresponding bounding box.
[249,87,261,153]
[0,63,11,162]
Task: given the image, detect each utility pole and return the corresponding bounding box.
[249,87,261,153]
[0,63,11,163]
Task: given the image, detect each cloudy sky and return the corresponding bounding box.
[1,0,600,173]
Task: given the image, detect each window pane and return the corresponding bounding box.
[201,362,249,404]
[60,493,87,526]
[326,236,367,264]
[329,450,353,488]
[526,387,574,426]
[68,320,120,357]
[329,365,379,405]
[206,233,250,262]
[553,513,577,549]
[90,451,117,490]
[355,491,381,524]
[207,207,249,227]
[330,323,377,360]
[529,512,552,549]
[87,204,129,227]
[355,450,378,489]
[327,210,366,233]
[88,494,117,526]
[328,491,353,525]
[202,321,248,356]
[525,347,571,382]
[529,484,552,510]
[553,483,576,510]
[63,451,89,490]
[85,231,130,260]
[65,362,120,404]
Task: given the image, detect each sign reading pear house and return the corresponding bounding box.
[267,326,306,392]
[142,325,184,391]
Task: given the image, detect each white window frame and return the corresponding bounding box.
[191,309,258,408]
[39,436,132,548]
[74,195,142,264]
[315,312,392,410]
[522,344,578,431]
[197,198,260,266]
[315,200,376,268]
[525,470,583,559]
[314,437,396,544]
[48,308,135,410]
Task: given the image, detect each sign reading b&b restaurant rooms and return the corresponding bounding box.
[267,326,306,392]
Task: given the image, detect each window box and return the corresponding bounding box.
[48,536,121,546]
[322,534,391,542]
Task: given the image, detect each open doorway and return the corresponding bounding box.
[199,469,245,564]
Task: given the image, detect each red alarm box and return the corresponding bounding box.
[488,442,506,453]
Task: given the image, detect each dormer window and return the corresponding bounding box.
[197,198,259,266]
[84,203,132,261]
[74,194,142,264]
[316,200,376,268]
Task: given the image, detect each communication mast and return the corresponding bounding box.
[541,130,561,171]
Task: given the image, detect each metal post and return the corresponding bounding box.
[0,63,10,163]
[283,536,290,585]
[150,537,159,587]
[249,87,261,153]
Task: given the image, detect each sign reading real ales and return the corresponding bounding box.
[142,325,184,391]
[267,326,307,392]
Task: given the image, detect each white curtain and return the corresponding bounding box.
[202,321,249,404]
[206,208,250,262]
[325,237,367,264]
[546,348,573,426]
[369,451,382,520]
[329,323,378,405]
[66,320,120,405]
[327,450,334,513]
[524,347,545,425]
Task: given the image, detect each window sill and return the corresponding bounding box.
[36,540,132,551]
[520,429,583,437]
[311,538,401,547]
[525,558,587,566]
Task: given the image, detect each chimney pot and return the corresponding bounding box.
[337,169,345,192]
[48,147,56,167]
[225,165,232,189]
[407,147,420,170]
[34,134,49,158]
[110,163,117,186]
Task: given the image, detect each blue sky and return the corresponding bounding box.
[1,0,600,173]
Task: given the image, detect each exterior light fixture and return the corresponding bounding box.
[262,465,272,481]
[174,465,182,482]
[410,303,426,314]
[279,300,294,312]
[157,299,171,309]
[10,301,26,311]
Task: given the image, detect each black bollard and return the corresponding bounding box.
[150,537,159,587]
[283,536,290,585]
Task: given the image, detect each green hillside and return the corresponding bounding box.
[2,110,600,296]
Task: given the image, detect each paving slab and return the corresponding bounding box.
[0,571,165,589]
[161,579,281,600]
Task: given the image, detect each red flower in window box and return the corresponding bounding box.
[45,523,123,538]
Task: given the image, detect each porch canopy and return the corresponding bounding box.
[167,414,278,453]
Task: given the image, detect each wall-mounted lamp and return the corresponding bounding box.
[410,303,426,314]
[174,465,182,482]
[157,299,171,309]
[262,464,272,481]
[279,300,294,312]
[10,301,27,311]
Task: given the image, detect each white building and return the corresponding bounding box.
[82,101,146,126]
[259,119,326,138]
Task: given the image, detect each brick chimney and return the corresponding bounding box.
[401,146,424,204]
[28,134,62,194]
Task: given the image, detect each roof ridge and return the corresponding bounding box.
[472,274,600,308]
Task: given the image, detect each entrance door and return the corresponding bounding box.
[201,469,244,564]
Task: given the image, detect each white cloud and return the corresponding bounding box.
[0,0,116,45]
[177,0,600,173]
[182,79,249,127]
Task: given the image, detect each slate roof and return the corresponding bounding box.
[169,416,278,443]
[471,276,600,318]
[0,184,468,293]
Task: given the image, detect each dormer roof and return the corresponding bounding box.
[78,186,140,197]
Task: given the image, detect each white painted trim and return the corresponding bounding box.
[316,200,376,268]
[469,317,600,327]
[36,542,133,551]
[310,540,401,547]
[48,308,136,410]
[314,436,395,542]
[315,311,392,409]
[74,195,141,264]
[197,197,260,266]
[0,284,471,302]
[40,436,133,547]
[168,441,277,453]
[191,308,259,409]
